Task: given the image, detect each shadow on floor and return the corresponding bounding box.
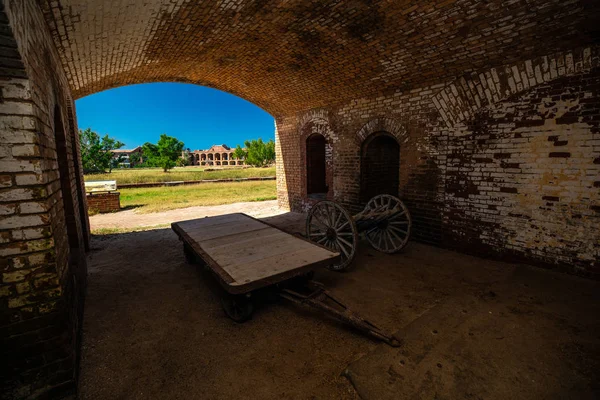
[79,212,600,400]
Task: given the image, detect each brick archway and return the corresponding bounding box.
[360,132,401,203]
[432,47,599,128]
[298,111,335,201]
[356,117,407,146]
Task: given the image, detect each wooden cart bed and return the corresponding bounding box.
[172,213,340,294]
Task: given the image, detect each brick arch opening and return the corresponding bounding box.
[306,134,328,198]
[360,132,400,204]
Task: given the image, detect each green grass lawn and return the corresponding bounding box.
[118,180,276,213]
[85,166,276,185]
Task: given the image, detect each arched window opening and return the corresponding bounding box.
[306,133,327,198]
[360,132,400,203]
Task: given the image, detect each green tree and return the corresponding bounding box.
[110,155,124,172]
[242,138,275,167]
[79,128,125,173]
[176,155,190,167]
[179,148,192,166]
[232,145,247,161]
[142,134,185,172]
[129,151,142,167]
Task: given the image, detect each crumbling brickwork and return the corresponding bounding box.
[278,47,599,275]
[444,69,600,275]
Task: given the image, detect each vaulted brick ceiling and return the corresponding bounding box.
[39,0,599,116]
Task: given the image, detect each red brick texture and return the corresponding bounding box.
[85,192,120,214]
[277,49,600,276]
[0,0,89,398]
[37,0,600,116]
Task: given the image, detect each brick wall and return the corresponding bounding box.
[277,94,445,246]
[278,46,599,277]
[86,192,120,214]
[444,69,600,276]
[0,0,89,398]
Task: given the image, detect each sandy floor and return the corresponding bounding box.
[79,209,600,400]
[89,200,283,229]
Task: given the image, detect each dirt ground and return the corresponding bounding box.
[89,200,283,230]
[79,211,600,400]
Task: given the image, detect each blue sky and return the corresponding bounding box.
[75,83,275,151]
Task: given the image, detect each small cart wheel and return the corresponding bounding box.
[363,195,411,253]
[183,244,196,264]
[306,200,358,271]
[221,294,254,323]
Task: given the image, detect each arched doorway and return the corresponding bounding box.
[360,132,400,203]
[306,133,327,198]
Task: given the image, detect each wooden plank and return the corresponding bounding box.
[210,233,305,267]
[229,247,339,286]
[172,213,341,294]
[171,222,235,285]
[176,213,248,230]
[202,228,287,251]
[182,216,264,233]
[182,219,267,242]
[179,217,262,235]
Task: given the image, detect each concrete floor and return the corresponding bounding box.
[79,212,600,400]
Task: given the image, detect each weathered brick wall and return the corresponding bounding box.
[277,91,446,245]
[278,47,599,276]
[0,0,89,398]
[38,0,600,116]
[444,68,600,276]
[86,192,121,214]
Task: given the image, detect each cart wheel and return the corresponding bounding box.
[183,244,196,264]
[363,195,411,253]
[306,200,358,271]
[221,294,254,323]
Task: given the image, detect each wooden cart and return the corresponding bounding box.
[306,194,412,270]
[172,213,399,346]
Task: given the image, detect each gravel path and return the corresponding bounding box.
[89,200,284,230]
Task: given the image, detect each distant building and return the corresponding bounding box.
[187,144,245,166]
[110,146,143,168]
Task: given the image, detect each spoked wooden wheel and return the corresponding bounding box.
[306,201,358,271]
[363,195,411,253]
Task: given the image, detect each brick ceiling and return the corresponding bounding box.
[39,0,599,116]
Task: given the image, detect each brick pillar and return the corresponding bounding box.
[0,1,88,398]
